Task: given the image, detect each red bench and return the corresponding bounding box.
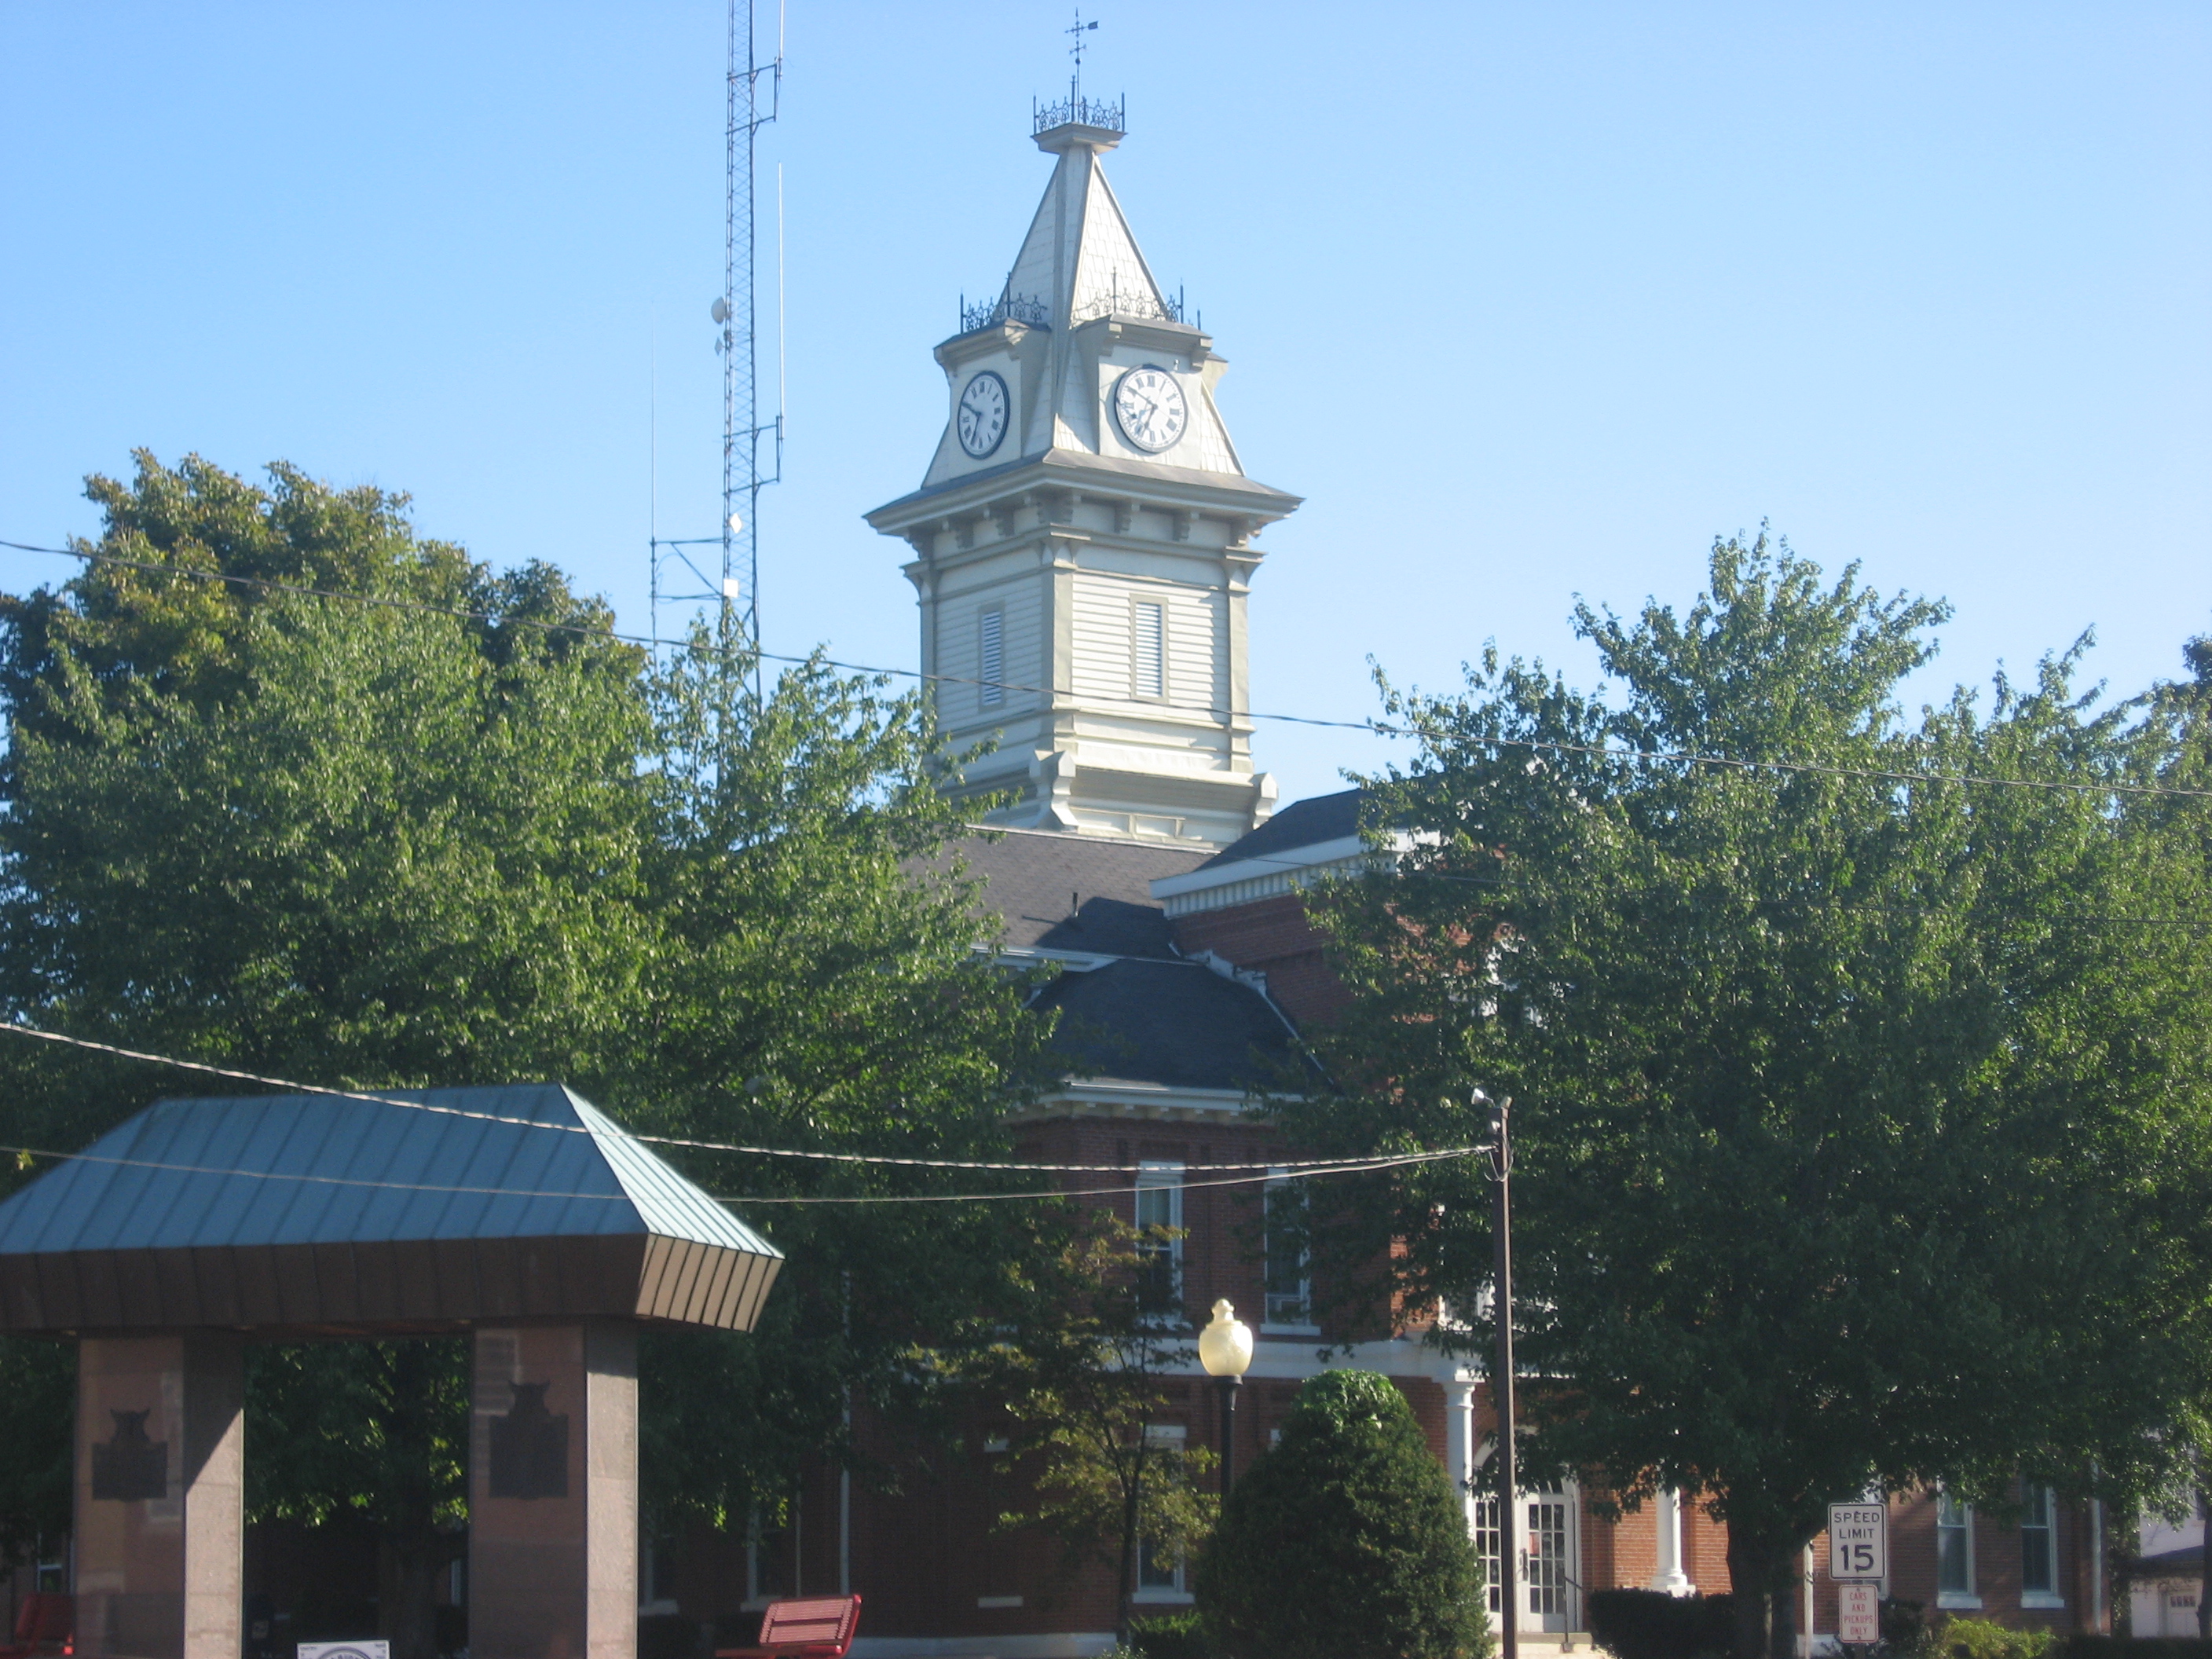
[0,1594,72,1659]
[716,1595,862,1659]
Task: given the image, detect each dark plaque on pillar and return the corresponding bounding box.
[487,1382,567,1499]
[90,1408,167,1500]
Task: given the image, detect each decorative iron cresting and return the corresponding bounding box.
[1070,280,1188,327]
[959,291,1053,335]
[1032,93,1125,135]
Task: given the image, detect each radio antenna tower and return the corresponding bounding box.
[651,0,782,693]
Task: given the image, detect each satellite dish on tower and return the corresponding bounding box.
[711,298,731,324]
[727,512,744,534]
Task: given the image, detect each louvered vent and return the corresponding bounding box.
[1133,601,1164,698]
[980,608,1005,706]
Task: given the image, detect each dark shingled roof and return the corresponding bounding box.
[1034,960,1301,1092]
[936,826,1305,1092]
[1199,787,1364,870]
[0,1085,782,1335]
[949,828,1207,960]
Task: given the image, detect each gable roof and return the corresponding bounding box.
[939,826,1305,1093]
[949,826,1207,959]
[1199,788,1364,870]
[0,1084,782,1335]
[1035,958,1302,1093]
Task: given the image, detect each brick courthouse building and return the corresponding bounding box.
[665,93,2116,1659]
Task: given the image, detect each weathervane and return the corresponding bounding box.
[1066,8,1097,109]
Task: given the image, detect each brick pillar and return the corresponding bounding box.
[75,1334,244,1659]
[470,1324,639,1659]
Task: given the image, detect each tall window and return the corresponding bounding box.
[1937,1491,1976,1600]
[1132,600,1165,698]
[1474,1490,1503,1613]
[1137,1425,1188,1596]
[2020,1483,2057,1599]
[1263,1175,1313,1328]
[1134,1163,1184,1317]
[979,608,1005,707]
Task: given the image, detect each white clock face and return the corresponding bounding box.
[1111,365,1188,454]
[957,371,1009,458]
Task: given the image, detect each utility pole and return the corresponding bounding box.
[1481,1090,1518,1659]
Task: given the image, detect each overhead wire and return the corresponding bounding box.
[4,534,2208,801]
[0,1137,1463,1208]
[0,1018,1449,1176]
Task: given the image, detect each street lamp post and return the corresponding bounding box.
[1199,1298,1254,1493]
[1478,1090,1518,1659]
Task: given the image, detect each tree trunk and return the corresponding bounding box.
[378,1531,449,1659]
[1726,1528,1805,1659]
[1117,1481,1141,1646]
[2196,1488,2210,1641]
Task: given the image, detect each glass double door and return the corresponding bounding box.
[1473,1485,1580,1633]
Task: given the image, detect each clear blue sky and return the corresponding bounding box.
[3,2,2206,805]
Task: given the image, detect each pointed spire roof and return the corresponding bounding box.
[998,124,1174,332]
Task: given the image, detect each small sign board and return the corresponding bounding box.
[300,1643,389,1659]
[1828,1501,1887,1580]
[1838,1583,1881,1646]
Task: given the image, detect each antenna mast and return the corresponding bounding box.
[651,0,782,683]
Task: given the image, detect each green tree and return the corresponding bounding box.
[0,453,1080,1649]
[1197,1369,1489,1659]
[1283,536,2212,1659]
[976,1221,1218,1643]
[247,1342,472,1659]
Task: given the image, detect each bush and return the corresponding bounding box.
[1196,1370,1492,1659]
[1881,1600,1929,1658]
[1932,1619,2054,1659]
[1130,1609,1211,1659]
[2060,1643,2212,1659]
[1588,1590,1736,1659]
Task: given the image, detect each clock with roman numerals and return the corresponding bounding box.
[957,371,1009,458]
[1111,364,1188,454]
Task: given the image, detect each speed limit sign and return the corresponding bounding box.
[1829,1502,1888,1580]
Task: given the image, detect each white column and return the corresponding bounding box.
[1446,1381,1479,1536]
[1650,1488,1694,1595]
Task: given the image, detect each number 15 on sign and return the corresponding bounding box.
[1829,1502,1888,1580]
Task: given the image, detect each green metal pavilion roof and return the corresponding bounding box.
[0,1083,782,1336]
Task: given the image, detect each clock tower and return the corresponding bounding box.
[865,100,1300,848]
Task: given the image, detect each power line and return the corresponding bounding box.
[712,1148,1472,1203]
[0,1018,1439,1174]
[5,535,2208,802]
[0,1136,1465,1209]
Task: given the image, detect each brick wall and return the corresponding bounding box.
[1169,895,1349,1026]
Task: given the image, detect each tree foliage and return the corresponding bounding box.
[1197,1369,1489,1659]
[0,452,1082,1643]
[1282,536,2212,1659]
[973,1220,1218,1642]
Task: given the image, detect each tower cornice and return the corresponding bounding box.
[865,447,1301,537]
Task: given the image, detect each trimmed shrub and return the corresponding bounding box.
[1588,1589,1736,1659]
[2060,1642,2212,1659]
[1196,1369,1492,1659]
[1932,1619,2054,1659]
[1130,1609,1211,1659]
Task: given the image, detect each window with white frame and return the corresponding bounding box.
[2020,1482,2060,1604]
[1135,1425,1191,1599]
[1131,599,1165,698]
[1937,1491,1978,1605]
[1474,1490,1503,1613]
[979,608,1005,707]
[1263,1174,1313,1328]
[1134,1163,1184,1318]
